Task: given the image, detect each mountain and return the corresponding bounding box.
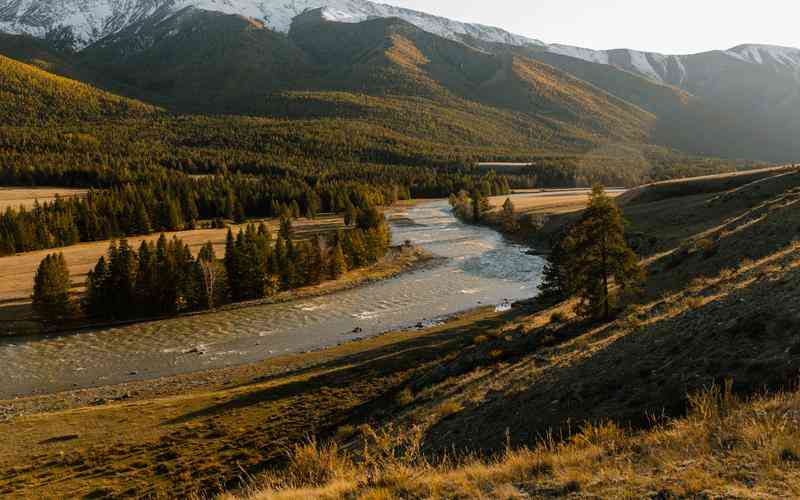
[0,0,543,51]
[76,8,655,150]
[0,0,798,162]
[81,7,314,110]
[548,44,800,87]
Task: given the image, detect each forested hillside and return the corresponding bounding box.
[0,54,158,124]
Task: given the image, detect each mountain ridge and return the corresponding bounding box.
[0,0,545,50]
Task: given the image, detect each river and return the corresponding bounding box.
[0,200,545,398]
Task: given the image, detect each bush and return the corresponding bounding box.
[395,388,414,406]
[695,238,719,259]
[550,311,567,324]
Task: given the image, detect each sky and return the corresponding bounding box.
[380,0,800,54]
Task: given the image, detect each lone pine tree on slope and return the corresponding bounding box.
[539,185,643,320]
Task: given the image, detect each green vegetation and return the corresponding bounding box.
[0,54,157,125]
[500,197,518,232]
[31,253,73,321]
[448,188,492,223]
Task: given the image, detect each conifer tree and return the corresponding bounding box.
[329,240,348,279]
[84,256,109,318]
[32,253,73,321]
[135,241,158,315]
[471,188,486,223]
[502,197,518,232]
[559,185,643,320]
[224,228,239,299]
[279,214,294,241]
[310,234,326,285]
[537,233,571,304]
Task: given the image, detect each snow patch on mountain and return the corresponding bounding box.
[725,44,800,68]
[545,43,800,85]
[0,0,544,50]
[548,44,610,65]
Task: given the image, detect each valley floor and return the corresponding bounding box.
[3,167,800,498]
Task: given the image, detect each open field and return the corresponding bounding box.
[489,189,624,217]
[0,187,88,210]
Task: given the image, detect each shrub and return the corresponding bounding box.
[695,238,719,259]
[550,311,567,324]
[395,388,414,406]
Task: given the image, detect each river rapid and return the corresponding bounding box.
[0,200,545,398]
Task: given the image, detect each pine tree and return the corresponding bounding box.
[135,241,157,315]
[537,233,571,304]
[32,253,73,321]
[344,202,357,227]
[224,228,239,300]
[132,201,151,235]
[84,256,109,318]
[233,201,246,224]
[329,241,348,279]
[310,234,326,285]
[196,242,218,310]
[502,197,518,232]
[560,185,643,320]
[470,188,489,223]
[279,214,294,241]
[185,196,199,230]
[107,239,138,318]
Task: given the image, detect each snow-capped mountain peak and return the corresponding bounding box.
[0,0,544,50]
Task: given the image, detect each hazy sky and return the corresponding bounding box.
[380,0,800,54]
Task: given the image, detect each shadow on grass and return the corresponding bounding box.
[422,257,800,458]
[165,309,523,426]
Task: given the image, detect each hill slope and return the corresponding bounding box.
[0,53,158,124]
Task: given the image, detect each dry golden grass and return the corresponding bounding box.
[0,186,88,210]
[489,189,623,217]
[617,164,798,206]
[239,385,800,499]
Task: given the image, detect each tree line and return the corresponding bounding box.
[33,208,392,323]
[0,168,509,256]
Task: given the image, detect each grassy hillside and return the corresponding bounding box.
[0,14,757,186]
[0,53,158,124]
[239,387,800,498]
